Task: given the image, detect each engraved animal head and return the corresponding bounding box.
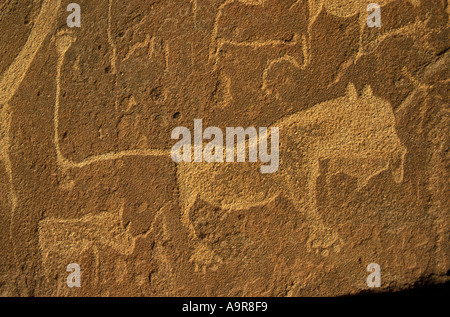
[325,83,406,187]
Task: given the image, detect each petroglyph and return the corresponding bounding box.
[209,0,305,69]
[311,0,419,18]
[262,55,301,96]
[54,30,169,169]
[1,0,447,296]
[309,0,421,58]
[209,0,426,103]
[107,0,118,106]
[0,0,62,270]
[43,2,180,281]
[54,1,297,170]
[178,83,406,258]
[4,0,418,263]
[0,105,14,204]
[46,5,175,279]
[262,2,431,98]
[206,0,309,111]
[54,1,173,168]
[54,19,406,260]
[123,35,156,62]
[258,0,426,97]
[39,201,165,260]
[0,0,62,105]
[38,200,167,283]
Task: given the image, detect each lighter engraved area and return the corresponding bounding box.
[178,83,407,264]
[0,0,62,272]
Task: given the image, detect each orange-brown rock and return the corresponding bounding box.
[0,0,448,296]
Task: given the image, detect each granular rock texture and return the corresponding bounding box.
[0,0,448,296]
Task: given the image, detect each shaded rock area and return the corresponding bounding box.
[0,0,448,296]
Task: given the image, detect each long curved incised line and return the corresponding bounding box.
[0,0,62,272]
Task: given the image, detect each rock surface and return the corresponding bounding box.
[0,0,448,296]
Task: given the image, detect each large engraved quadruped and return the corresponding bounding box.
[178,83,406,261]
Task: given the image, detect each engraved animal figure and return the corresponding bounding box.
[209,0,306,63]
[38,206,136,264]
[38,25,170,283]
[208,0,307,108]
[178,83,406,256]
[48,2,407,262]
[38,204,141,291]
[211,0,422,92]
[308,0,420,57]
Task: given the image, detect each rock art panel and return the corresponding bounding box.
[0,0,448,296]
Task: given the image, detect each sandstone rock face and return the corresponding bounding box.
[0,0,448,296]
